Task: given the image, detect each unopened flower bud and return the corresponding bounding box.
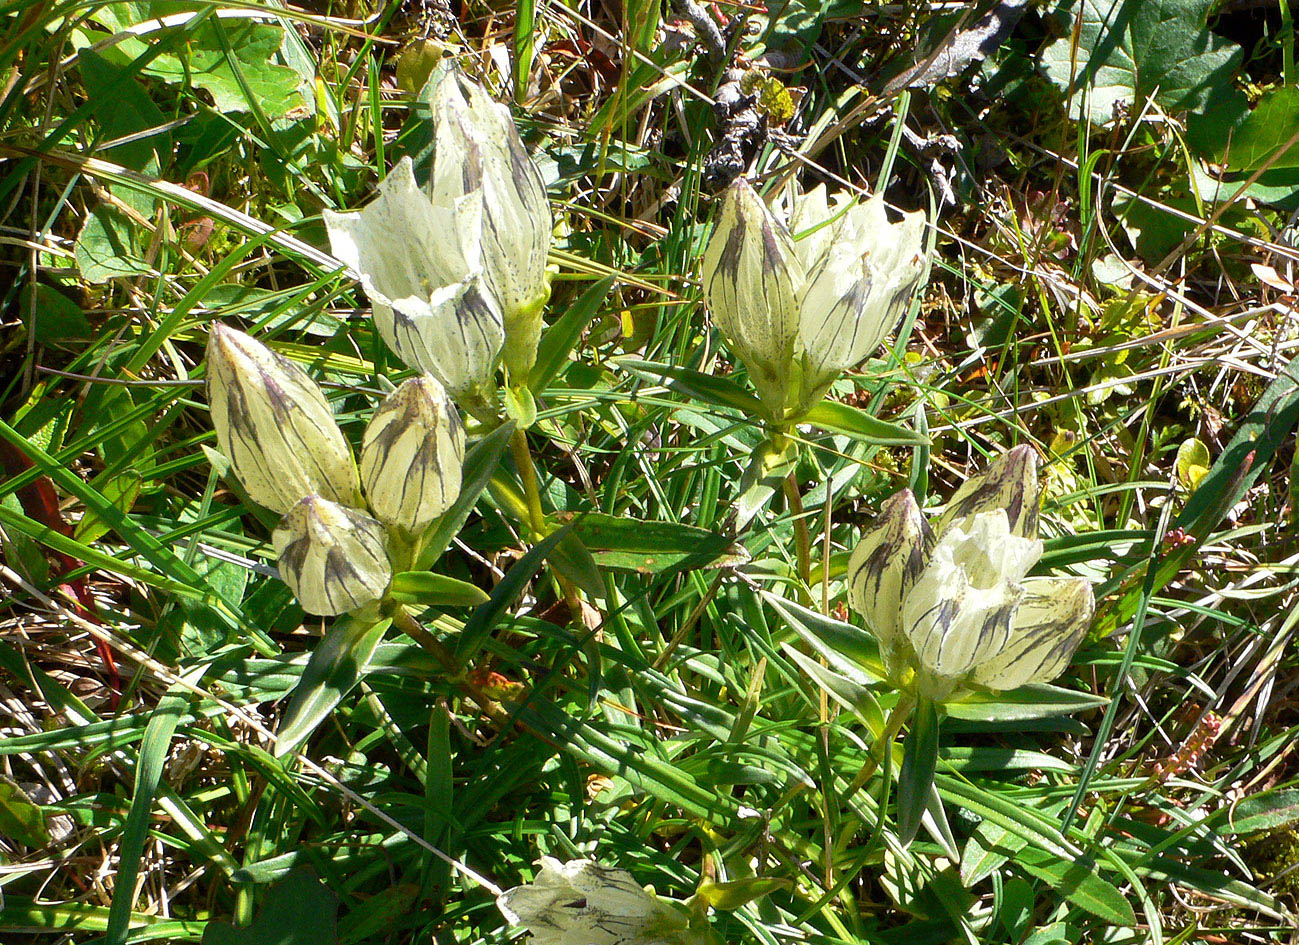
[426,65,552,331]
[206,324,362,514]
[272,496,392,616]
[360,375,465,533]
[701,178,803,419]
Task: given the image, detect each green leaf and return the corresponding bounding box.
[388,571,490,608]
[274,617,391,756]
[532,275,615,390]
[800,399,928,445]
[73,471,143,544]
[946,683,1108,721]
[564,512,747,573]
[898,698,940,845]
[1041,0,1242,126]
[75,205,150,284]
[1175,436,1211,491]
[78,48,170,178]
[1015,847,1137,926]
[454,526,573,662]
[202,867,339,945]
[22,284,92,344]
[1228,789,1299,835]
[145,19,305,118]
[618,358,766,415]
[1218,86,1299,171]
[107,684,191,945]
[0,776,48,848]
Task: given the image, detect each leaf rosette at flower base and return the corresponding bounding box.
[700,178,928,424]
[847,445,1095,702]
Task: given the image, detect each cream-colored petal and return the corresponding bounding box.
[273,496,391,616]
[847,489,933,651]
[937,444,1041,539]
[969,576,1094,690]
[700,178,804,417]
[796,195,926,400]
[902,511,1038,679]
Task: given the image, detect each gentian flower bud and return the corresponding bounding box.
[206,324,362,514]
[272,496,392,616]
[360,375,465,533]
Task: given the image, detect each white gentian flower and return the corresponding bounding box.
[701,179,927,422]
[206,324,362,514]
[323,157,505,406]
[847,446,1094,700]
[497,858,711,945]
[273,496,392,616]
[360,375,465,533]
[426,66,552,335]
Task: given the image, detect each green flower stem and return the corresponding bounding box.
[509,427,548,538]
[782,470,812,585]
[844,690,917,802]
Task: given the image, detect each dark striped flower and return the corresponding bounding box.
[206,324,361,514]
[360,375,465,533]
[847,446,1093,699]
[272,496,392,616]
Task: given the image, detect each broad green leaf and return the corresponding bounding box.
[388,571,490,608]
[78,48,170,179]
[1041,0,1242,126]
[898,698,939,844]
[1015,847,1137,926]
[100,16,306,118]
[1175,437,1211,491]
[22,284,92,344]
[1217,86,1299,171]
[800,399,927,445]
[75,204,151,283]
[275,617,391,756]
[202,867,339,945]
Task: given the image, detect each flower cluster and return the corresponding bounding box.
[847,445,1094,701]
[206,325,464,615]
[324,66,551,419]
[497,858,712,945]
[701,179,927,423]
